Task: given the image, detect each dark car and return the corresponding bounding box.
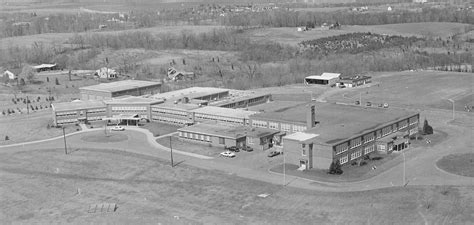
[355,100,360,105]
[240,146,253,152]
[226,146,240,152]
[267,151,280,157]
[366,101,372,107]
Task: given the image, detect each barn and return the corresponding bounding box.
[304,73,341,86]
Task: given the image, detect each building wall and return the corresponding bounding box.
[53,107,107,126]
[107,103,152,120]
[194,112,247,126]
[177,130,245,148]
[332,114,419,167]
[151,106,193,125]
[218,94,272,109]
[80,90,112,100]
[80,84,161,100]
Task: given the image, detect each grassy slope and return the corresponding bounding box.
[1,148,472,224]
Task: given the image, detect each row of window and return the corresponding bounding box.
[335,117,418,155]
[151,115,189,125]
[195,113,244,125]
[151,108,188,117]
[57,118,78,123]
[111,106,147,111]
[350,150,362,160]
[88,108,107,113]
[178,131,212,142]
[364,144,375,155]
[56,112,77,116]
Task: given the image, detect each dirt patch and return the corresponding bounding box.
[436,153,474,177]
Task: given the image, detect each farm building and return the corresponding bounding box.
[51,100,107,126]
[304,73,341,86]
[177,122,279,150]
[338,75,371,87]
[79,80,162,100]
[33,64,57,72]
[282,102,419,171]
[95,67,118,79]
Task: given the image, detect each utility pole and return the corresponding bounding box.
[62,126,68,155]
[26,96,29,114]
[169,135,174,167]
[448,99,455,120]
[402,150,406,186]
[283,148,286,186]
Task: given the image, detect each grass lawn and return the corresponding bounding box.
[156,135,223,157]
[141,122,179,137]
[81,131,128,143]
[437,153,474,178]
[1,148,472,224]
[0,111,79,145]
[270,151,401,183]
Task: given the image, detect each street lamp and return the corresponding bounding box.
[402,150,405,186]
[448,99,455,120]
[283,147,286,186]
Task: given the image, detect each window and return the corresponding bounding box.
[364,133,374,143]
[409,116,418,125]
[409,128,418,135]
[351,150,362,160]
[302,149,306,156]
[269,122,279,130]
[280,123,291,132]
[178,131,182,137]
[183,132,188,138]
[382,126,392,137]
[399,120,408,129]
[219,137,225,145]
[335,144,349,155]
[247,137,253,144]
[339,155,348,165]
[350,138,362,149]
[292,125,306,132]
[364,145,375,154]
[392,123,398,132]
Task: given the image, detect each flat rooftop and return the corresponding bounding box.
[151,87,229,101]
[178,122,278,139]
[305,72,341,80]
[248,101,310,124]
[52,100,106,112]
[79,80,161,93]
[306,103,417,146]
[191,106,259,119]
[210,90,271,107]
[104,96,164,105]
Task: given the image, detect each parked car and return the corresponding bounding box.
[366,102,372,107]
[378,103,384,107]
[355,100,360,105]
[240,146,253,152]
[339,84,346,88]
[111,126,125,131]
[383,103,389,108]
[220,151,236,158]
[226,146,240,152]
[267,151,280,157]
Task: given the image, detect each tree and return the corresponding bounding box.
[422,119,433,135]
[328,160,343,175]
[21,65,36,83]
[46,77,49,82]
[5,135,9,141]
[55,78,60,85]
[19,78,26,86]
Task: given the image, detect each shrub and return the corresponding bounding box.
[363,155,370,160]
[422,119,433,135]
[76,128,80,131]
[5,135,9,140]
[328,160,343,175]
[359,161,367,166]
[55,78,60,85]
[351,161,358,166]
[371,156,383,161]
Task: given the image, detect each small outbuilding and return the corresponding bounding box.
[2,70,16,80]
[33,64,57,72]
[338,75,371,88]
[304,73,341,86]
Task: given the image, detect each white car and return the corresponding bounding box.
[220,151,236,158]
[111,126,125,131]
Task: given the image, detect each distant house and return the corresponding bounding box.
[95,67,117,79]
[413,0,427,3]
[304,73,341,86]
[2,70,16,80]
[387,6,393,11]
[297,26,308,32]
[33,64,57,72]
[338,75,372,88]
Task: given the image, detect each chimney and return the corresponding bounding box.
[306,103,316,128]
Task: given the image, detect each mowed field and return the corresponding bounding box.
[1,148,473,224]
[245,22,473,45]
[326,71,474,112]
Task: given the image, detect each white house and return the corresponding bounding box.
[2,70,16,80]
[95,67,117,79]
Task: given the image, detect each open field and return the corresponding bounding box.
[245,22,473,45]
[1,147,473,224]
[326,71,474,112]
[141,122,179,137]
[0,110,78,145]
[437,153,474,177]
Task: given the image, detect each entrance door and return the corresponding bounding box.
[299,159,307,171]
